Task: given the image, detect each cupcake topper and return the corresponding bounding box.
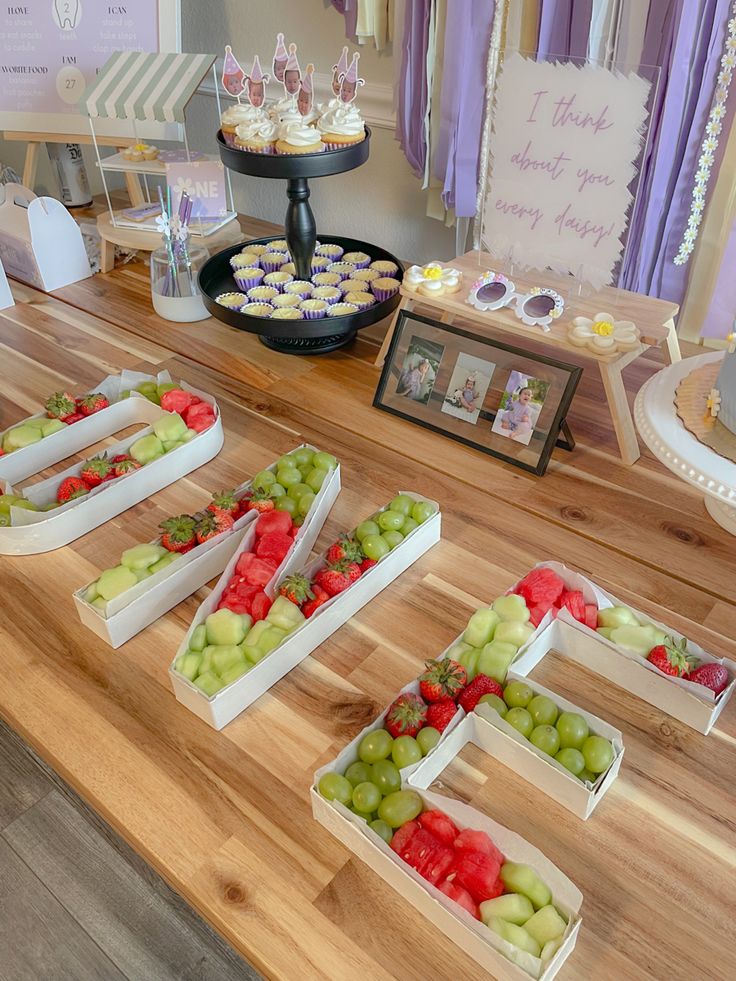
[244,54,270,109]
[339,52,364,105]
[283,42,301,97]
[297,63,314,117]
[272,32,289,83]
[331,45,349,97]
[222,45,245,100]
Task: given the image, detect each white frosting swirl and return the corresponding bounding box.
[235,117,278,144]
[268,94,298,121]
[317,103,365,138]
[221,103,265,127]
[278,120,321,148]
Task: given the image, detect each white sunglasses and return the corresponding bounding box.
[467,271,564,331]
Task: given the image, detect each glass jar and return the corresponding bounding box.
[150,244,209,322]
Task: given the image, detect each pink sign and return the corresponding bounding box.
[166,160,228,220]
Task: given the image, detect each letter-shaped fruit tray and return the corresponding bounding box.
[0,373,223,555]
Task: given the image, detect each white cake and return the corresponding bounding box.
[715,340,736,434]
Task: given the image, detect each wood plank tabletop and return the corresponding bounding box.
[0,234,734,981]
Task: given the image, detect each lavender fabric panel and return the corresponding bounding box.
[537,0,593,60]
[701,220,736,338]
[396,0,431,176]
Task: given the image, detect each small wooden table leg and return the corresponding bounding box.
[22,142,40,189]
[100,236,116,273]
[662,317,682,365]
[375,295,412,367]
[439,310,454,324]
[599,359,640,465]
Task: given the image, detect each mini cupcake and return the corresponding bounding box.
[352,267,381,283]
[243,243,269,257]
[342,251,371,269]
[230,253,260,271]
[271,307,304,320]
[261,251,289,273]
[271,293,302,309]
[312,271,342,288]
[318,102,366,151]
[267,239,289,253]
[327,261,356,280]
[216,292,248,310]
[234,115,278,154]
[370,260,399,278]
[263,271,294,291]
[310,255,332,274]
[234,267,266,291]
[344,291,376,311]
[311,285,342,305]
[339,278,370,295]
[280,262,296,276]
[284,280,314,299]
[300,298,329,319]
[326,302,359,317]
[371,277,400,302]
[315,243,344,261]
[241,302,273,318]
[247,285,279,303]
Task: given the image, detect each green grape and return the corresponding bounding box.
[278,453,299,469]
[298,491,316,516]
[371,759,401,795]
[292,447,315,468]
[318,772,352,805]
[352,781,382,813]
[556,712,589,750]
[358,729,393,763]
[478,693,507,717]
[361,535,390,561]
[578,768,596,784]
[389,494,414,516]
[528,695,559,727]
[252,469,275,490]
[381,530,404,550]
[369,819,394,844]
[275,496,297,515]
[503,680,534,708]
[377,790,423,828]
[287,481,312,501]
[351,809,374,822]
[378,509,405,532]
[356,520,380,542]
[306,467,328,492]
[269,482,286,498]
[276,467,302,488]
[582,736,614,774]
[400,516,419,536]
[312,451,338,470]
[391,735,422,769]
[555,748,585,776]
[529,724,560,756]
[416,726,441,755]
[411,501,436,524]
[344,761,373,787]
[506,707,534,738]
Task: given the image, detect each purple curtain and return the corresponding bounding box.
[396,1,432,177]
[701,222,736,338]
[331,0,358,40]
[434,0,495,216]
[537,0,593,60]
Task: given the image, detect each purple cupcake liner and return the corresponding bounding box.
[221,129,237,147]
[261,256,288,273]
[233,270,265,290]
[311,288,342,305]
[345,256,371,269]
[315,244,344,260]
[301,306,327,320]
[371,285,399,303]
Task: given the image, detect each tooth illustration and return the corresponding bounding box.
[54,0,81,31]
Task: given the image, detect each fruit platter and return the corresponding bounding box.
[73,444,340,648]
[0,372,223,555]
[170,490,441,729]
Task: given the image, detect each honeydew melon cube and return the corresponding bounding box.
[3,425,43,451]
[596,627,615,640]
[480,894,535,926]
[492,594,531,623]
[40,419,68,437]
[610,624,664,657]
[523,906,567,948]
[193,671,223,696]
[177,652,202,681]
[0,494,23,514]
[152,411,188,443]
[541,938,563,963]
[199,647,216,675]
[494,620,535,650]
[97,565,138,600]
[24,417,48,430]
[463,609,500,648]
[220,662,251,686]
[121,543,167,570]
[162,440,180,452]
[597,606,639,629]
[486,918,540,957]
[11,500,38,511]
[149,553,179,574]
[266,595,305,632]
[134,568,153,582]
[242,645,267,664]
[129,434,164,464]
[182,428,198,442]
[211,645,247,677]
[91,597,108,613]
[244,620,270,648]
[84,581,99,603]
[189,624,207,652]
[500,862,552,910]
[256,625,287,655]
[205,608,246,646]
[446,640,472,661]
[477,641,518,683]
[240,614,253,637]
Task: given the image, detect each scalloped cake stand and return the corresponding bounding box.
[634,350,736,535]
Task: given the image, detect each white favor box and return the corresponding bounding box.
[511,561,736,735]
[0,387,223,555]
[312,786,582,981]
[71,444,334,649]
[170,495,441,730]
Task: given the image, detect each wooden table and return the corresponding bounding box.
[0,232,734,981]
[376,251,681,467]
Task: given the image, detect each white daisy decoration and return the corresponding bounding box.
[568,312,640,355]
[404,261,463,297]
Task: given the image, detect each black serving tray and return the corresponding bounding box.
[217,128,371,179]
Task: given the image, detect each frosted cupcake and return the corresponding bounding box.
[315,243,344,261]
[234,267,265,291]
[311,285,342,305]
[352,267,381,283]
[327,261,356,280]
[216,292,248,310]
[342,251,371,269]
[370,260,399,278]
[371,277,400,302]
[243,243,269,257]
[234,116,278,154]
[260,251,288,273]
[263,271,293,291]
[241,302,273,318]
[276,119,324,155]
[327,302,359,317]
[317,103,366,151]
[271,307,304,320]
[339,278,370,295]
[230,253,260,271]
[312,271,342,288]
[344,291,375,310]
[300,299,329,320]
[310,255,332,274]
[221,103,265,146]
[284,280,314,299]
[247,285,279,303]
[267,239,289,253]
[271,293,302,309]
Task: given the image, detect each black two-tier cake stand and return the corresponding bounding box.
[199,128,403,354]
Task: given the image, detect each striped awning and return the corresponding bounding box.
[82,51,215,123]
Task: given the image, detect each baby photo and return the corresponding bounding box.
[491,371,550,446]
[395,335,445,405]
[441,352,496,425]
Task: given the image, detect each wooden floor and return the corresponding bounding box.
[0,210,735,980]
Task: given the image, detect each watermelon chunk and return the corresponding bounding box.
[562,589,586,623]
[515,568,565,608]
[584,604,598,630]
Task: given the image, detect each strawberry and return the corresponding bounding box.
[250,592,273,621]
[246,489,275,513]
[302,583,329,618]
[360,557,378,573]
[159,514,197,553]
[646,636,698,678]
[419,658,467,703]
[384,693,427,738]
[77,392,110,416]
[207,490,239,516]
[194,509,234,544]
[425,699,458,733]
[343,561,362,584]
[326,536,363,565]
[160,388,198,415]
[436,880,479,919]
[110,454,130,464]
[255,510,293,538]
[114,458,142,477]
[459,675,504,713]
[45,391,76,420]
[453,829,505,867]
[256,531,293,564]
[453,851,503,903]
[57,476,89,503]
[80,454,111,488]
[314,564,352,598]
[418,810,459,846]
[278,573,314,606]
[64,412,85,424]
[688,662,730,695]
[183,401,215,432]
